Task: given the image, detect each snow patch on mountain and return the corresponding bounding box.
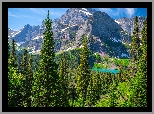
[63,46,76,52]
[82,8,87,11]
[32,35,43,40]
[61,26,70,32]
[32,36,40,40]
[79,10,92,16]
[61,24,78,33]
[12,30,21,37]
[16,41,25,46]
[115,20,120,24]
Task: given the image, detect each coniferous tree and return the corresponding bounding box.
[86,72,101,107]
[130,17,147,107]
[68,81,76,107]
[10,39,18,68]
[130,16,140,68]
[76,34,91,107]
[59,51,69,107]
[86,72,95,107]
[20,49,28,74]
[33,10,62,107]
[96,72,102,98]
[26,54,33,107]
[20,49,33,107]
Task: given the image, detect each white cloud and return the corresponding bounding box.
[29,8,65,17]
[98,8,135,18]
[8,11,33,19]
[125,8,135,18]
[29,8,46,15]
[8,12,19,18]
[20,14,34,19]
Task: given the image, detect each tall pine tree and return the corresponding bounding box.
[20,49,28,74]
[26,54,33,107]
[33,10,62,107]
[76,34,91,107]
[130,16,140,67]
[59,51,69,107]
[131,17,147,107]
[9,39,18,68]
[20,49,33,107]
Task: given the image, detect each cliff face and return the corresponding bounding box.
[115,16,145,36]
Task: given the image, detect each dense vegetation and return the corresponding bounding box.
[8,11,147,107]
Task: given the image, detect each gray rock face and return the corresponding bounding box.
[115,16,145,36]
[91,11,122,40]
[9,24,40,43]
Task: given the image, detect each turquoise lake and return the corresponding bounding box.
[92,68,119,74]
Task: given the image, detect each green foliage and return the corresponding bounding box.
[8,65,25,107]
[76,34,91,107]
[130,16,140,63]
[32,10,63,107]
[122,43,130,49]
[86,72,102,106]
[93,62,103,69]
[9,39,18,68]
[113,58,130,67]
[59,52,70,107]
[129,17,147,107]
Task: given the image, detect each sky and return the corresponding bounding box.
[8,8,147,31]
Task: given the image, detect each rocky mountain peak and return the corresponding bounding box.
[115,16,145,36]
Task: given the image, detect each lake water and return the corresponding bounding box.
[92,68,119,74]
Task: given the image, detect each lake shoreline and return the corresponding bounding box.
[92,68,119,74]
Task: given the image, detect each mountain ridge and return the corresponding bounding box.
[8,8,146,59]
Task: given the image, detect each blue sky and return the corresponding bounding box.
[8,8,147,31]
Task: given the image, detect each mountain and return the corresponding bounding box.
[115,16,145,36]
[8,28,19,39]
[8,8,145,58]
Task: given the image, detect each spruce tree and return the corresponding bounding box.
[9,39,18,68]
[20,49,34,107]
[86,72,100,107]
[128,16,140,81]
[76,34,91,107]
[59,51,69,107]
[86,72,95,107]
[33,10,62,107]
[130,16,140,68]
[26,54,33,107]
[20,49,28,74]
[130,17,147,107]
